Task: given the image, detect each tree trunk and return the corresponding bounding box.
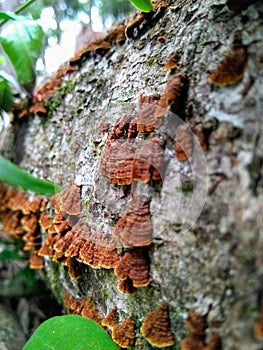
[1,0,263,349]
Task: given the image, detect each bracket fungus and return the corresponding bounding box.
[208,44,247,86]
[174,124,193,161]
[112,316,136,348]
[154,73,188,118]
[140,303,174,347]
[137,94,162,133]
[117,277,137,295]
[254,305,263,340]
[181,309,221,350]
[163,55,178,72]
[63,291,102,325]
[58,185,82,216]
[113,196,152,248]
[114,248,150,289]
[102,306,118,328]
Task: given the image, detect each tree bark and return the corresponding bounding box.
[1,0,263,349]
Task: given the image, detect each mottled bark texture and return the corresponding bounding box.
[1,0,263,349]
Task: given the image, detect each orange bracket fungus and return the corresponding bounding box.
[102,306,118,328]
[163,55,178,72]
[174,124,193,161]
[63,291,102,325]
[114,248,150,289]
[180,308,221,350]
[113,196,152,248]
[154,73,188,118]
[208,44,247,86]
[137,93,162,133]
[58,185,82,216]
[100,115,165,185]
[254,304,263,340]
[140,303,174,348]
[112,316,136,348]
[117,278,137,295]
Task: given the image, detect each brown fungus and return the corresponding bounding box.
[66,257,82,279]
[193,124,209,152]
[208,44,247,86]
[113,196,152,248]
[155,73,188,118]
[125,13,145,38]
[137,94,162,133]
[117,278,137,295]
[175,124,193,161]
[163,55,178,72]
[29,250,44,269]
[102,307,118,328]
[112,317,135,348]
[181,309,221,350]
[114,248,150,288]
[39,211,52,230]
[185,308,207,336]
[58,185,82,215]
[254,305,263,339]
[2,211,24,235]
[181,335,205,350]
[140,303,174,348]
[134,137,165,182]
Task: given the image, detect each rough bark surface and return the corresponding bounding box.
[1,1,263,349]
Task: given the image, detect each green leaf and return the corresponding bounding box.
[0,55,7,66]
[0,156,60,195]
[0,11,18,21]
[23,315,119,350]
[0,79,14,112]
[0,16,43,91]
[0,70,21,91]
[128,0,154,12]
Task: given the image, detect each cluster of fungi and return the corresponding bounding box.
[0,0,256,348]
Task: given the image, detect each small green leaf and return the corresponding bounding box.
[0,11,18,21]
[0,156,60,195]
[23,315,119,350]
[0,16,43,91]
[0,79,14,112]
[128,0,154,12]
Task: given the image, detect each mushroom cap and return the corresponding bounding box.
[141,303,174,347]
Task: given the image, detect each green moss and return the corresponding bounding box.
[102,288,109,302]
[45,79,75,117]
[181,180,194,193]
[45,260,65,306]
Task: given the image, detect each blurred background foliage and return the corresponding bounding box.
[0,0,134,75]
